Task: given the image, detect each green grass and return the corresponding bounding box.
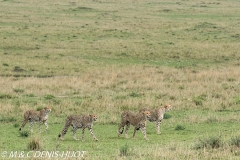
[0,111,239,159]
[0,109,239,159]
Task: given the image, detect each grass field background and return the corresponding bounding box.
[0,0,240,159]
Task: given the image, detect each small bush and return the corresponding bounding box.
[120,143,129,157]
[193,97,203,106]
[234,97,240,105]
[175,124,185,130]
[28,137,41,150]
[169,96,176,100]
[206,116,218,123]
[14,123,20,128]
[194,136,222,149]
[192,94,207,106]
[44,94,55,100]
[0,94,13,99]
[20,131,29,137]
[164,113,172,119]
[3,63,9,66]
[0,117,17,123]
[129,91,140,98]
[13,66,25,72]
[228,78,235,82]
[25,93,35,97]
[13,88,24,93]
[178,86,184,90]
[230,136,240,147]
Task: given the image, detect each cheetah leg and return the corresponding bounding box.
[19,119,28,131]
[118,122,125,137]
[30,120,34,132]
[81,127,85,141]
[44,122,48,131]
[156,120,162,134]
[38,121,42,132]
[58,121,71,140]
[73,127,79,141]
[125,122,130,138]
[132,127,137,139]
[88,126,98,141]
[140,127,148,140]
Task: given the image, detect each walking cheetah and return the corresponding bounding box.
[58,114,98,141]
[139,104,172,134]
[118,110,151,140]
[19,106,51,132]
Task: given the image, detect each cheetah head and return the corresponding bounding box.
[90,114,98,122]
[143,111,151,119]
[164,104,172,112]
[44,106,51,113]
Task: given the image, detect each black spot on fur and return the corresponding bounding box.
[120,129,124,134]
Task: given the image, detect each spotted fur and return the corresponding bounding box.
[19,106,51,132]
[58,114,98,141]
[139,104,172,134]
[118,110,151,140]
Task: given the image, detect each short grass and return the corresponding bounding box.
[1,0,240,159]
[1,109,240,159]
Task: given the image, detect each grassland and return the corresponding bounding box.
[0,0,240,159]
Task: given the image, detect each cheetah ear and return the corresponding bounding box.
[89,114,94,120]
[45,106,50,109]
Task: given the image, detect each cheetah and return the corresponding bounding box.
[58,114,98,141]
[139,104,172,134]
[118,110,151,140]
[19,106,51,132]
